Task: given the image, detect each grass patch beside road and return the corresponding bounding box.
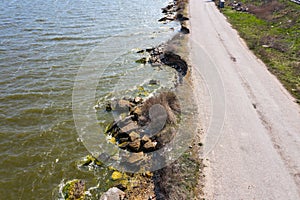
[222,0,300,102]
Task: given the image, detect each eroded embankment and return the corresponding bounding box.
[146,1,205,199]
[60,0,205,199]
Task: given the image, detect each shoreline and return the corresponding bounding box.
[148,0,205,199]
[60,0,204,199]
[122,0,205,198]
[102,0,205,199]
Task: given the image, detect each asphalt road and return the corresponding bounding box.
[189,0,300,199]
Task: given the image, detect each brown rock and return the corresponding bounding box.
[134,97,143,104]
[143,141,157,151]
[129,131,140,142]
[141,135,151,143]
[117,99,134,109]
[128,139,141,152]
[132,106,142,116]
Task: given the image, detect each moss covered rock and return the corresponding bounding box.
[62,179,85,200]
[111,171,123,181]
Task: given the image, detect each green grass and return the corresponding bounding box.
[222,1,300,102]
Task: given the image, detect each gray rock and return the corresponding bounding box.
[100,187,125,200]
[161,51,188,76]
[127,152,144,164]
[120,121,138,133]
[138,115,148,126]
[149,80,159,85]
[180,26,190,34]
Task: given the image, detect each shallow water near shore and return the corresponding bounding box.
[0,0,180,199]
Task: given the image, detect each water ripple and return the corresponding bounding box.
[0,0,176,199]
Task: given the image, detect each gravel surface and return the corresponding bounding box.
[189,0,300,199]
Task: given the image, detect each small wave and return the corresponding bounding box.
[20,106,71,116]
[35,19,46,22]
[60,24,94,29]
[41,32,62,36]
[22,28,43,32]
[37,36,102,42]
[0,92,49,101]
[50,36,79,41]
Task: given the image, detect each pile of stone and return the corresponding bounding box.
[105,92,180,155]
[160,4,189,22]
[158,1,190,34]
[136,46,188,77]
[229,1,249,12]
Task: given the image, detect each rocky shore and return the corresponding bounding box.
[60,0,204,199]
[104,92,180,154]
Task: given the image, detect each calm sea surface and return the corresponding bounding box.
[0,0,179,199]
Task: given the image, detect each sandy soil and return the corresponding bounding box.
[189,0,300,199]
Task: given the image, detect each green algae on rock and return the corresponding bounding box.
[77,155,103,171]
[62,179,85,200]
